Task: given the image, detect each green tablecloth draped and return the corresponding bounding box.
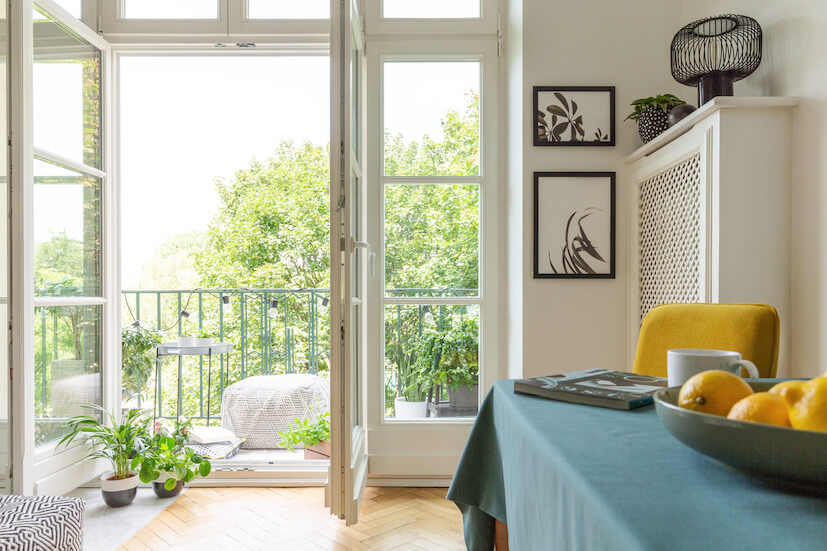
[447,380,827,551]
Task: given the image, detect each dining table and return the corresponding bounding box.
[446,379,827,551]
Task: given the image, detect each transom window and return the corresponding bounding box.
[383,0,481,19]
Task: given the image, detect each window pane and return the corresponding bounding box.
[247,0,329,19]
[35,305,102,446]
[122,0,219,20]
[384,304,479,419]
[34,159,101,297]
[385,184,479,295]
[34,6,101,168]
[53,0,82,19]
[384,61,479,176]
[384,0,480,19]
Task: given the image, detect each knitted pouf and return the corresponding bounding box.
[221,374,330,449]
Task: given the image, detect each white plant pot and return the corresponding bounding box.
[394,397,428,419]
[100,471,138,507]
[194,337,213,346]
[177,336,196,346]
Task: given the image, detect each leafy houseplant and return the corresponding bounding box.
[136,417,211,498]
[194,327,213,346]
[278,410,330,459]
[416,319,480,412]
[394,349,430,419]
[121,323,161,400]
[625,94,687,143]
[60,406,151,507]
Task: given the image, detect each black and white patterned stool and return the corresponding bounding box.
[0,495,84,551]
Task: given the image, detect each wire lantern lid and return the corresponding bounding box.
[671,14,762,85]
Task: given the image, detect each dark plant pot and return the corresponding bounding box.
[667,104,697,127]
[637,107,671,143]
[100,472,138,508]
[448,384,479,410]
[152,480,184,498]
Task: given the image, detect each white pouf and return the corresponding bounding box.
[221,374,330,449]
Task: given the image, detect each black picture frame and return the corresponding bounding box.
[533,172,616,279]
[533,86,616,146]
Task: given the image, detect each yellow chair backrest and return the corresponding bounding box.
[632,303,780,379]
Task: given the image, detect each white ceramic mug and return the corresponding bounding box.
[666,349,759,387]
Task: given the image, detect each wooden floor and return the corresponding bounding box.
[118,487,466,550]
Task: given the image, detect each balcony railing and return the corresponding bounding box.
[34,287,478,426]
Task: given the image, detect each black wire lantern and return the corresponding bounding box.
[671,14,762,105]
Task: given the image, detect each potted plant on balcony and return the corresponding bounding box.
[60,406,151,507]
[417,319,479,414]
[278,409,331,459]
[394,350,430,419]
[194,327,213,347]
[137,417,211,498]
[121,322,161,402]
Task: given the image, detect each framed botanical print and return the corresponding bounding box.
[533,172,616,278]
[533,86,615,146]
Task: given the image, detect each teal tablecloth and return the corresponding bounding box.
[447,380,827,551]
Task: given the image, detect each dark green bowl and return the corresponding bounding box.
[654,381,827,486]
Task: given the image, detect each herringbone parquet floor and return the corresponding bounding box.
[117,487,466,550]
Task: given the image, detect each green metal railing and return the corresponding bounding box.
[34,287,478,423]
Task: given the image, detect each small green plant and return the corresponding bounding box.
[278,409,330,451]
[624,94,686,121]
[60,405,151,480]
[196,327,212,340]
[121,323,161,397]
[136,417,211,491]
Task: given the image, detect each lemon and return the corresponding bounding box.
[678,370,754,417]
[727,392,791,427]
[773,377,827,432]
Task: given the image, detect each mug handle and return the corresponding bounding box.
[734,360,759,380]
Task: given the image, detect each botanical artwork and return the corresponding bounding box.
[533,87,615,146]
[533,172,615,279]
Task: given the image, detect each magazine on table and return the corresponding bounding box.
[513,369,667,410]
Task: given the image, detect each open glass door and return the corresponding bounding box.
[10,0,114,495]
[329,0,368,524]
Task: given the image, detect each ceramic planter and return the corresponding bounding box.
[152,476,185,498]
[448,384,479,410]
[394,397,428,419]
[100,472,138,507]
[304,440,331,460]
[637,107,671,143]
[177,336,196,346]
[193,337,213,347]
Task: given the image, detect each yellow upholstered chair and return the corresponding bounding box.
[632,303,780,379]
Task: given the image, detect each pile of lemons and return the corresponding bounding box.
[678,370,827,431]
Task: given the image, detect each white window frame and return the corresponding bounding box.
[11,0,117,496]
[99,0,230,37]
[365,37,499,477]
[364,0,497,36]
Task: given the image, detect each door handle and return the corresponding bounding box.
[350,238,369,250]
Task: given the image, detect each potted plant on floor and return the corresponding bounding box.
[278,409,331,459]
[625,94,688,143]
[137,417,211,498]
[60,406,151,507]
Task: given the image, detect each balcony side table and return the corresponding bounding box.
[154,342,233,426]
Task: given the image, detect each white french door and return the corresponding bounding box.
[329,0,368,524]
[9,0,115,495]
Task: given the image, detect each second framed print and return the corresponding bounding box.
[534,86,615,146]
[533,172,616,279]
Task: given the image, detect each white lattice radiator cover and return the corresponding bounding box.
[638,154,703,323]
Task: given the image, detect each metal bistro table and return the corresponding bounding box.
[154,342,233,426]
[447,379,827,551]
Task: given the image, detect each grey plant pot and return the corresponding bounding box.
[152,480,184,498]
[448,384,479,409]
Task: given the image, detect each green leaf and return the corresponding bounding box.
[199,460,212,477]
[164,478,178,491]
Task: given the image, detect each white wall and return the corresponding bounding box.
[675,2,827,376]
[519,0,683,377]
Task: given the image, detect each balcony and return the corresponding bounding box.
[34,287,479,444]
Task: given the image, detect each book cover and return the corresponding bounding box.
[513,369,667,410]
